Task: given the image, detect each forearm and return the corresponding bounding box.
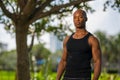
[93,60,101,80]
[56,60,66,80]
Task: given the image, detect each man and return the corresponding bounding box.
[56,9,101,80]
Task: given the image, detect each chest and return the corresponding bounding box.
[66,38,91,53]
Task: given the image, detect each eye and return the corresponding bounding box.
[74,17,78,20]
[74,16,77,18]
[79,16,83,18]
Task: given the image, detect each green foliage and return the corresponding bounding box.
[0,0,120,41]
[29,43,52,79]
[37,57,53,80]
[0,70,15,80]
[94,31,120,70]
[99,73,120,80]
[0,42,7,52]
[30,49,62,80]
[31,43,51,59]
[0,0,95,41]
[104,0,120,12]
[0,50,16,70]
[0,70,120,80]
[0,43,51,71]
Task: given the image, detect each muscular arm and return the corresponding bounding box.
[56,36,69,80]
[89,36,102,80]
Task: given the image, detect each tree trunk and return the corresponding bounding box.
[15,24,30,80]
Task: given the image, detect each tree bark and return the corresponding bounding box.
[15,24,30,80]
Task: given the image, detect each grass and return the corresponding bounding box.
[0,70,120,80]
[0,70,15,80]
[99,73,120,80]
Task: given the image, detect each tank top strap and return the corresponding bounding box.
[69,33,75,39]
[85,32,93,40]
[69,32,93,40]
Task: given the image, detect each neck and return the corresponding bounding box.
[75,28,87,34]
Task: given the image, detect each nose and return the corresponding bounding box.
[76,17,80,21]
[76,18,83,22]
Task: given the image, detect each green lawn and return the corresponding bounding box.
[97,73,120,80]
[0,70,15,80]
[0,70,120,80]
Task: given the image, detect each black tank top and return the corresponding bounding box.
[64,32,92,78]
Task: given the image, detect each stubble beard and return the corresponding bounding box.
[75,23,85,29]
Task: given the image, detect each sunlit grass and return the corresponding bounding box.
[0,70,120,80]
[99,73,120,80]
[0,70,15,80]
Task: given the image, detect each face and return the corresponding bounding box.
[73,10,87,28]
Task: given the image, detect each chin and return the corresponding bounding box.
[76,26,84,29]
[76,25,82,28]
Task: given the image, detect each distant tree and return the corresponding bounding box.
[31,43,51,60]
[95,31,120,70]
[29,43,51,80]
[0,50,16,70]
[0,42,7,52]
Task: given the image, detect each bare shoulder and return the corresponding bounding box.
[88,35,100,46]
[63,36,70,45]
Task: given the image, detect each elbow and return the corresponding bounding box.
[93,59,102,68]
[94,57,102,65]
[94,59,102,71]
[59,59,66,67]
[94,59,101,66]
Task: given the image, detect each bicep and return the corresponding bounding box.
[61,47,67,62]
[90,37,101,62]
[61,36,69,61]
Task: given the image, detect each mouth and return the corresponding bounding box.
[76,23,81,25]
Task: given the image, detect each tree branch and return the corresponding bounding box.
[28,0,92,24]
[28,29,35,53]
[22,0,36,18]
[6,0,16,13]
[17,0,28,12]
[28,0,53,23]
[37,0,53,13]
[35,1,42,6]
[0,0,14,20]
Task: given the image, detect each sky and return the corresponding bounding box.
[0,0,120,50]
